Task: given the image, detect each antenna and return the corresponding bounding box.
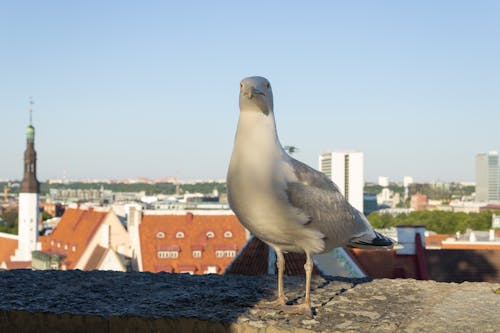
[29,97,34,125]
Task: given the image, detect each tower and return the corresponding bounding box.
[319,151,364,212]
[12,100,40,262]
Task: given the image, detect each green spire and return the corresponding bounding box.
[26,125,35,142]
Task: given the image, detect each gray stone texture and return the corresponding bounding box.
[0,270,499,332]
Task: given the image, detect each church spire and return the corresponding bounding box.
[29,97,33,125]
[20,99,39,193]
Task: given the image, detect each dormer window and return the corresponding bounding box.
[206,231,215,239]
[64,244,68,250]
[156,231,165,239]
[176,231,185,239]
[224,231,233,238]
[158,250,179,259]
[57,242,61,248]
[72,245,76,252]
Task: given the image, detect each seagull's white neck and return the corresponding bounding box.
[233,110,283,156]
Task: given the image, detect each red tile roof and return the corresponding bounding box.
[225,237,268,275]
[139,213,247,274]
[40,208,106,269]
[0,235,18,265]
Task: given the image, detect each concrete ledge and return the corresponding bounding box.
[0,270,499,332]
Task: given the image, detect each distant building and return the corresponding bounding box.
[35,207,131,271]
[378,176,389,187]
[403,176,414,188]
[410,193,428,211]
[377,188,400,208]
[403,176,413,201]
[128,209,249,274]
[475,151,499,202]
[319,151,364,212]
[363,194,378,216]
[440,229,500,250]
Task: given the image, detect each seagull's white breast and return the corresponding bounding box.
[227,112,325,253]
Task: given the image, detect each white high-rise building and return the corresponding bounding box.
[319,151,364,212]
[476,151,499,202]
[403,176,414,188]
[11,105,40,262]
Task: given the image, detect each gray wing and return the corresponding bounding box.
[285,158,373,248]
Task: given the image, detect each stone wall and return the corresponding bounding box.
[0,270,499,332]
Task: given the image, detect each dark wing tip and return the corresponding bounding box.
[349,231,394,250]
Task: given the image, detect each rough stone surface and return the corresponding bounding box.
[0,270,499,332]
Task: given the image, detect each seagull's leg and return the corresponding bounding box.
[303,251,313,312]
[257,247,287,307]
[257,250,313,317]
[276,247,287,303]
[278,251,313,317]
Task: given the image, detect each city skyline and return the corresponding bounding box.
[1,1,499,182]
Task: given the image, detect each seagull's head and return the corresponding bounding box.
[239,76,273,115]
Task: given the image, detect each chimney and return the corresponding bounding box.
[127,205,142,228]
[186,212,194,224]
[128,206,136,227]
[396,225,426,255]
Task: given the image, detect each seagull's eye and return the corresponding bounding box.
[240,83,243,89]
[266,83,270,88]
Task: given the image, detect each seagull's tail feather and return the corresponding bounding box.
[348,231,394,250]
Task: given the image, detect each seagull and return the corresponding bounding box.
[227,76,393,316]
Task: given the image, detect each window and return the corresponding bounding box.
[72,245,76,252]
[215,250,224,258]
[224,250,236,257]
[157,251,179,259]
[156,231,165,239]
[64,244,68,250]
[57,242,61,248]
[224,231,233,238]
[192,250,202,258]
[176,231,185,239]
[50,240,54,246]
[206,231,215,239]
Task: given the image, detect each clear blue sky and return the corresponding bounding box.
[1,1,499,182]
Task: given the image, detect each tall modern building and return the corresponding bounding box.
[11,105,40,262]
[476,151,499,203]
[319,151,364,212]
